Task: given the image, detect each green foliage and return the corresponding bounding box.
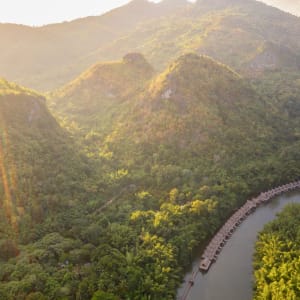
[0,240,19,261]
[92,291,118,300]
[37,53,300,299]
[0,81,101,299]
[0,87,92,242]
[49,53,154,144]
[253,204,300,300]
[0,78,40,97]
[2,42,300,300]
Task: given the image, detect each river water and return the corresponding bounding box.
[177,192,300,300]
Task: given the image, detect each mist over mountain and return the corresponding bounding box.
[1,0,300,91]
[44,50,300,299]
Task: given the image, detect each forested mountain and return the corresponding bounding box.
[52,53,300,190]
[51,53,154,134]
[1,0,300,299]
[0,0,187,91]
[1,0,300,91]
[0,78,92,245]
[1,52,300,300]
[41,53,300,299]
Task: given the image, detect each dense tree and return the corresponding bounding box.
[253,204,300,300]
[1,49,300,300]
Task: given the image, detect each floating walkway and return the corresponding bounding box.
[199,180,300,271]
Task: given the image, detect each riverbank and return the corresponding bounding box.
[177,191,300,300]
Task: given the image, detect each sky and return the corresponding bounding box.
[0,0,135,26]
[0,0,299,26]
[262,0,300,16]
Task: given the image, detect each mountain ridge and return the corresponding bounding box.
[0,79,90,242]
[50,53,154,134]
[1,51,300,300]
[1,0,300,90]
[2,2,300,299]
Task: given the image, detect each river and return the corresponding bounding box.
[177,191,300,300]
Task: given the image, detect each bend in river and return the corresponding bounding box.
[177,185,300,300]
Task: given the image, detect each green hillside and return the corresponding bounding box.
[42,53,300,299]
[50,53,154,134]
[90,0,300,77]
[1,1,300,299]
[1,52,299,299]
[0,0,187,91]
[1,0,300,91]
[0,78,92,242]
[0,79,108,299]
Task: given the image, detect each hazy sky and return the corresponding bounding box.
[0,0,134,26]
[0,0,299,26]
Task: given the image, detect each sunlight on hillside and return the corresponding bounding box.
[260,0,300,16]
[0,123,18,233]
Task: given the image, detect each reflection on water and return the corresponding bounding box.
[177,192,300,300]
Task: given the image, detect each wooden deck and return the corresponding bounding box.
[199,180,300,271]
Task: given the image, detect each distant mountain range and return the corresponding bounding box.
[1,0,300,91]
[50,50,300,196]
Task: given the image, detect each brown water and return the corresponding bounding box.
[177,192,300,300]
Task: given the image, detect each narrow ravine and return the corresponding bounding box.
[177,192,300,300]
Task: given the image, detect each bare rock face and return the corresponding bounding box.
[162,88,173,99]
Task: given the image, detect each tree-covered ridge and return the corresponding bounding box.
[0,0,189,91]
[43,53,300,299]
[1,0,300,90]
[253,203,300,300]
[0,80,92,246]
[99,53,276,177]
[92,0,300,77]
[50,53,154,133]
[0,78,40,97]
[2,51,300,299]
[55,53,154,100]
